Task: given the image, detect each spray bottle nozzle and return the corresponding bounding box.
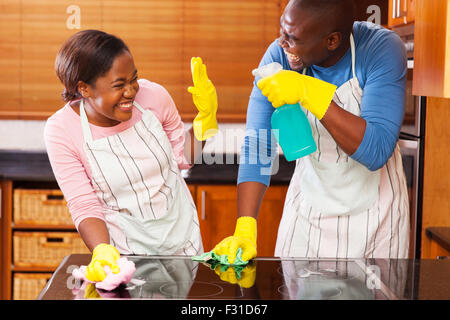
[252,62,283,78]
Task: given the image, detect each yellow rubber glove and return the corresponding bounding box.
[257,70,337,120]
[84,283,102,299]
[85,243,120,282]
[213,216,257,265]
[214,263,257,289]
[188,57,219,141]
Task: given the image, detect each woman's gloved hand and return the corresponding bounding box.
[213,216,257,265]
[85,243,120,282]
[257,70,337,120]
[84,283,102,299]
[214,263,257,289]
[188,57,219,141]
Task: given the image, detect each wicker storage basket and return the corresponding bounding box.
[14,189,74,226]
[13,232,90,268]
[13,273,52,300]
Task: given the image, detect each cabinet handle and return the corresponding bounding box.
[0,187,2,219]
[392,0,396,19]
[393,0,404,19]
[201,190,206,220]
[402,0,408,15]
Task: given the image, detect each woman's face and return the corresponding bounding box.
[82,50,140,127]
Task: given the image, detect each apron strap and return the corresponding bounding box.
[79,99,93,144]
[132,101,146,113]
[350,33,356,79]
[79,100,146,144]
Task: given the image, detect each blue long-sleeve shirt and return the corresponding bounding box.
[238,21,407,187]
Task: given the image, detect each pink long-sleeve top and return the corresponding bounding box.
[44,79,192,229]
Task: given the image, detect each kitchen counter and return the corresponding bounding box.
[38,254,450,300]
[0,151,295,184]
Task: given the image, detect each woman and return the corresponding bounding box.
[44,30,218,281]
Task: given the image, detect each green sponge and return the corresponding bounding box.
[192,248,248,279]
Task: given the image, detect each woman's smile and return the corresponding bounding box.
[116,100,134,113]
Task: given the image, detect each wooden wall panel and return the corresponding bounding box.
[102,0,185,116]
[421,97,450,258]
[412,0,450,98]
[20,0,102,118]
[0,0,284,121]
[182,0,281,121]
[0,0,21,118]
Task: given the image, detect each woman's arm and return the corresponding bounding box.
[78,218,111,252]
[44,113,109,249]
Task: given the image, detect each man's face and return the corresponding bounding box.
[278,5,331,71]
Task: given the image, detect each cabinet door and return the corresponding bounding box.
[196,184,288,256]
[187,184,196,202]
[196,185,236,252]
[0,180,13,300]
[256,185,288,256]
[406,0,416,22]
[412,0,450,98]
[0,182,2,299]
[388,0,415,27]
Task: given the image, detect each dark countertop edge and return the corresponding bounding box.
[426,227,450,252]
[0,151,295,184]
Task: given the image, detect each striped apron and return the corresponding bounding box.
[275,34,410,259]
[80,100,203,256]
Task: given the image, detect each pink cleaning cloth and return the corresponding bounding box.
[72,257,136,291]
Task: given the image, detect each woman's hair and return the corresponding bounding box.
[55,30,129,102]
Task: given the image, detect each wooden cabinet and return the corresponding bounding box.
[388,0,415,27]
[195,184,288,256]
[0,183,90,300]
[0,0,283,121]
[420,98,450,258]
[0,183,2,299]
[0,180,13,300]
[412,0,450,98]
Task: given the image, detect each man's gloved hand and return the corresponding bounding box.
[214,263,257,289]
[188,57,218,141]
[213,216,257,265]
[257,70,337,120]
[85,243,120,282]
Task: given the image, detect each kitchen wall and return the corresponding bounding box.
[0,119,249,154]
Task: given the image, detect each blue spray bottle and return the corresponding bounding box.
[252,62,317,161]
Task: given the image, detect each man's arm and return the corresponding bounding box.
[320,100,366,156]
[237,181,268,219]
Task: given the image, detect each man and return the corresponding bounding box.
[213,0,409,262]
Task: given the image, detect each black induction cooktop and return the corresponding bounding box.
[38,254,424,300]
